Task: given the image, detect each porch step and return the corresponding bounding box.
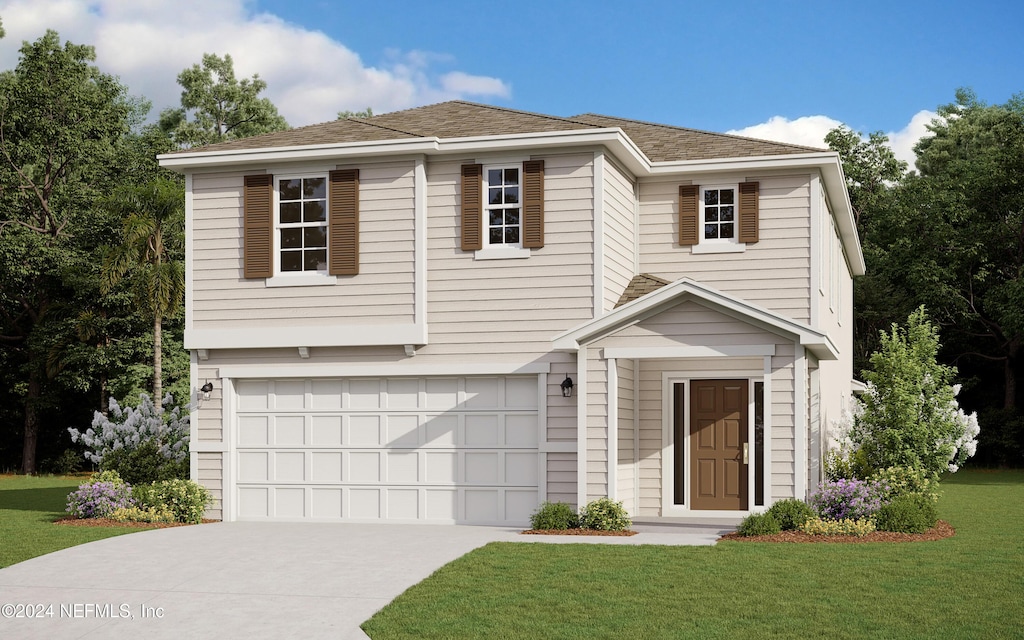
[630,518,741,536]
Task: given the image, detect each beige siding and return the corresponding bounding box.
[191,161,416,331]
[601,157,636,312]
[546,452,577,505]
[587,300,796,516]
[638,174,812,323]
[616,358,636,514]
[425,152,595,354]
[197,452,223,520]
[585,348,608,501]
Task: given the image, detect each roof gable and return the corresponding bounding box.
[553,277,838,360]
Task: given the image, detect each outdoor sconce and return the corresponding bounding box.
[200,382,214,400]
[560,375,574,398]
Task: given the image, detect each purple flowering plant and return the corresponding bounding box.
[810,477,890,521]
[66,481,135,519]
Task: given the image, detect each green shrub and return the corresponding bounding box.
[109,505,176,524]
[41,449,83,475]
[578,498,631,531]
[101,440,189,485]
[824,448,873,481]
[874,493,938,533]
[872,466,940,503]
[87,470,127,486]
[529,501,579,530]
[800,516,876,537]
[133,479,212,524]
[766,499,815,531]
[737,512,781,537]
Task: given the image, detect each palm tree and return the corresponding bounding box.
[102,177,185,405]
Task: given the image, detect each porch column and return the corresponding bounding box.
[607,357,617,501]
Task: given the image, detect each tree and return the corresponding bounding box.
[160,53,288,148]
[844,307,979,479]
[889,89,1024,410]
[102,177,185,404]
[825,125,913,374]
[338,107,373,119]
[0,31,135,473]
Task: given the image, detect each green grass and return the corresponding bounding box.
[0,474,147,569]
[363,470,1024,639]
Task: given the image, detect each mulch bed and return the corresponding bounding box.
[54,518,216,529]
[718,520,955,543]
[522,529,638,536]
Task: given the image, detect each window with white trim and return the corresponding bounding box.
[277,176,328,273]
[701,185,738,245]
[484,165,522,248]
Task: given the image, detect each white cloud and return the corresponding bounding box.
[885,110,937,168]
[727,115,843,150]
[728,111,940,168]
[0,0,512,126]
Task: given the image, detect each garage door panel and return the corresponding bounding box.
[234,375,541,524]
[386,452,418,483]
[311,452,343,482]
[311,416,342,445]
[238,416,269,446]
[424,414,457,445]
[275,416,306,445]
[349,415,382,445]
[465,414,499,446]
[386,415,419,447]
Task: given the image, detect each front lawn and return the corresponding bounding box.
[363,470,1024,639]
[0,474,146,569]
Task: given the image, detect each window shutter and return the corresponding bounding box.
[243,174,273,278]
[329,169,359,275]
[461,164,483,251]
[522,159,545,248]
[678,184,699,246]
[738,181,759,244]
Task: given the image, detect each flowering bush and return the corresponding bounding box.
[68,393,189,483]
[66,481,135,519]
[109,506,177,524]
[831,308,979,479]
[872,466,940,503]
[810,478,888,521]
[578,498,632,531]
[133,479,212,524]
[800,516,876,537]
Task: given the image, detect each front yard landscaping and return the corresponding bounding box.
[363,469,1024,639]
[0,474,147,569]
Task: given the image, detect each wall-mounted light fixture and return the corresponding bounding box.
[200,382,214,400]
[560,375,574,398]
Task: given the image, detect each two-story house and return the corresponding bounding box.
[159,101,861,525]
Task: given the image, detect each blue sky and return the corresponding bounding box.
[0,0,1021,163]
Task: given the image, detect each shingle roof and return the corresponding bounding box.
[615,273,672,308]
[569,113,824,162]
[177,100,822,162]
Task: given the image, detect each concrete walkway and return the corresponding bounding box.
[0,521,731,639]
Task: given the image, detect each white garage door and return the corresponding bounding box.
[232,375,541,525]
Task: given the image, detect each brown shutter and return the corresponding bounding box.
[461,164,483,251]
[329,169,359,275]
[738,181,759,244]
[243,174,273,278]
[678,184,699,246]
[522,159,545,248]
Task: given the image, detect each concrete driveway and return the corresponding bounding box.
[0,521,728,639]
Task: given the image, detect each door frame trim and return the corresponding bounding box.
[661,366,773,517]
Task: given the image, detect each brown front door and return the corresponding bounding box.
[690,380,748,510]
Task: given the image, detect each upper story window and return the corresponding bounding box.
[701,186,737,244]
[242,170,359,285]
[278,176,328,272]
[678,181,759,253]
[461,160,545,259]
[485,166,522,248]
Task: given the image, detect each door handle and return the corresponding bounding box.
[743,443,749,465]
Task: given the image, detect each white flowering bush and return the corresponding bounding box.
[68,393,189,483]
[834,307,979,480]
